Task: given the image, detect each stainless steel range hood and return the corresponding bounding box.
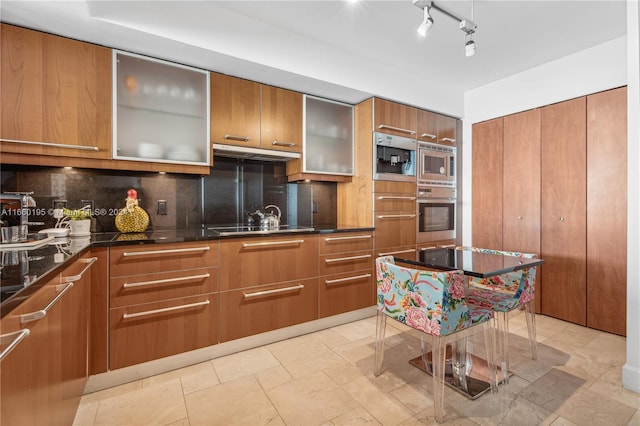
[212,144,300,162]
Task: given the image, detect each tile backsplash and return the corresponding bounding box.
[0,159,336,232]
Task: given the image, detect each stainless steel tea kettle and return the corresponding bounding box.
[254,204,281,231]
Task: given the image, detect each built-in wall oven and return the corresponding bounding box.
[416,186,456,243]
[418,142,456,187]
[373,132,416,182]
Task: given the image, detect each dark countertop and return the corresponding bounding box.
[0,224,374,317]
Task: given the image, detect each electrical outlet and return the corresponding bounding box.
[53,199,67,209]
[157,200,168,215]
[81,200,94,212]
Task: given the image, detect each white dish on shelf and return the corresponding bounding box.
[39,228,70,238]
[137,143,165,159]
[166,147,200,162]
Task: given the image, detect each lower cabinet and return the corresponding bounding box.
[0,252,96,426]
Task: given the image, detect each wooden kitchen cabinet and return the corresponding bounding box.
[373,181,417,259]
[210,73,302,154]
[373,98,417,137]
[0,24,111,159]
[108,241,219,369]
[318,232,375,317]
[540,97,587,326]
[586,87,627,335]
[0,253,96,426]
[417,110,458,146]
[218,235,318,291]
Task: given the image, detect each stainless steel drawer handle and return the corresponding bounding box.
[324,235,372,242]
[378,249,416,256]
[421,133,436,139]
[272,140,295,147]
[325,274,371,285]
[224,134,250,142]
[123,273,211,289]
[376,214,416,219]
[242,239,304,248]
[440,137,456,143]
[243,284,304,299]
[376,196,416,201]
[1,138,100,152]
[325,254,372,263]
[0,329,30,362]
[440,244,455,248]
[377,125,416,135]
[122,300,210,319]
[19,283,74,324]
[419,246,437,251]
[122,247,210,257]
[62,256,97,283]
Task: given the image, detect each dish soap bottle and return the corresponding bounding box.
[115,189,149,233]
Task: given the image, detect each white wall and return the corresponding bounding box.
[462,31,638,393]
[623,0,640,394]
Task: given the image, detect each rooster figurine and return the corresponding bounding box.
[115,189,149,233]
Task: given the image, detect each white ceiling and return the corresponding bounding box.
[0,0,627,116]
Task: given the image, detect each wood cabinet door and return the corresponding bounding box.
[502,109,541,255]
[1,24,111,158]
[472,118,503,249]
[437,115,458,146]
[586,87,627,335]
[417,109,438,142]
[210,72,261,148]
[319,271,374,318]
[373,98,417,137]
[261,85,303,153]
[540,97,587,325]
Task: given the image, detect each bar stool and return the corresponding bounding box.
[456,246,539,383]
[374,256,498,423]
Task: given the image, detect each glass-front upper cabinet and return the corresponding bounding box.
[113,51,210,165]
[303,95,353,175]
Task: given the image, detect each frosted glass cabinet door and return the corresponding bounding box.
[113,51,210,165]
[304,95,354,175]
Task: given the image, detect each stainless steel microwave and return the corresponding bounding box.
[418,142,456,187]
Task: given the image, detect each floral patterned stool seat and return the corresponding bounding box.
[456,246,539,384]
[374,256,498,423]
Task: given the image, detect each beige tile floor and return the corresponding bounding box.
[73,310,640,426]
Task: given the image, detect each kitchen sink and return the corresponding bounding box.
[206,224,314,237]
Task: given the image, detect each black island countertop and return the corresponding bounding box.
[0,224,374,317]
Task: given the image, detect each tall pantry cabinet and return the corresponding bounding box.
[471,87,626,335]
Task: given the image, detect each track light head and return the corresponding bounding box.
[417,6,434,37]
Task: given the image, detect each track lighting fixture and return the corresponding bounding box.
[417,5,434,37]
[412,0,478,56]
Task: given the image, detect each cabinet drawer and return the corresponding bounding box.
[319,272,374,318]
[374,194,416,212]
[109,294,217,369]
[110,268,218,308]
[318,232,373,255]
[319,251,373,276]
[110,242,218,277]
[219,235,318,290]
[374,214,416,249]
[218,278,317,342]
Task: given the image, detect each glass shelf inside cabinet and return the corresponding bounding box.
[113,51,210,165]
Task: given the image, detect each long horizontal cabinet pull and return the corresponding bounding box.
[440,138,456,143]
[325,274,371,285]
[224,134,249,142]
[122,246,210,257]
[418,246,437,251]
[377,125,416,135]
[242,239,304,248]
[440,244,456,248]
[123,273,210,289]
[62,256,97,283]
[122,300,210,319]
[243,284,304,299]
[0,329,30,362]
[378,249,416,256]
[421,133,436,139]
[376,214,416,219]
[19,283,74,324]
[325,254,372,263]
[324,235,372,242]
[1,138,100,152]
[271,140,296,147]
[376,196,416,201]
